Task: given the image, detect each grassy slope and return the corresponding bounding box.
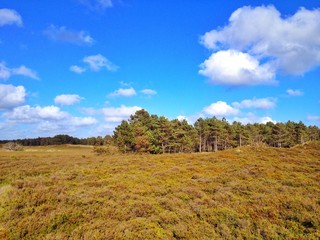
[0,143,319,239]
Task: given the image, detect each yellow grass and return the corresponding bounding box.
[0,142,319,239]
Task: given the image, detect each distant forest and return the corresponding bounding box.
[1,109,319,153]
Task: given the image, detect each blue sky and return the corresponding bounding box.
[0,0,319,139]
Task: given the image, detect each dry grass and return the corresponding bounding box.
[0,142,319,239]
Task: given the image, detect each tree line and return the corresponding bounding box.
[113,110,320,153]
[1,109,319,153]
[0,134,109,147]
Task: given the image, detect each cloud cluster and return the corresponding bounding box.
[0,84,26,109]
[0,8,22,27]
[2,104,97,137]
[4,105,68,123]
[102,105,142,122]
[0,62,39,80]
[200,6,320,85]
[203,97,276,117]
[79,104,144,135]
[71,54,118,74]
[44,25,94,45]
[194,97,277,125]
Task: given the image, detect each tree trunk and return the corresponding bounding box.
[214,136,218,152]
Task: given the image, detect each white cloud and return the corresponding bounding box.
[0,8,22,27]
[54,94,83,106]
[177,115,187,122]
[199,50,276,86]
[0,62,39,80]
[2,104,98,137]
[102,105,142,122]
[83,54,118,71]
[12,65,39,80]
[232,114,276,125]
[0,62,11,79]
[286,89,304,96]
[70,65,86,74]
[44,25,94,45]
[203,101,239,116]
[71,116,97,126]
[80,107,100,115]
[108,87,136,97]
[200,6,320,78]
[141,89,157,95]
[35,116,97,135]
[0,84,26,109]
[3,105,69,123]
[232,97,276,109]
[2,105,97,132]
[79,0,113,11]
[307,115,320,122]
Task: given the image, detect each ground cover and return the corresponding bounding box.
[0,143,319,239]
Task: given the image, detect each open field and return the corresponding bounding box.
[0,143,319,239]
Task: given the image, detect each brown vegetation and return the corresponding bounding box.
[0,142,319,239]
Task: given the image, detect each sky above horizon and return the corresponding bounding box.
[0,0,320,139]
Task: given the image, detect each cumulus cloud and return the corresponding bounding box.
[0,84,26,109]
[200,5,320,85]
[83,54,118,72]
[2,104,98,137]
[70,116,97,126]
[44,25,94,45]
[70,65,86,74]
[0,8,22,27]
[232,97,276,109]
[141,89,157,96]
[2,105,97,130]
[108,87,136,98]
[203,101,239,116]
[286,89,304,96]
[177,115,188,122]
[0,62,39,80]
[3,105,69,123]
[232,114,276,125]
[102,105,142,122]
[34,116,97,135]
[54,94,83,106]
[199,50,276,86]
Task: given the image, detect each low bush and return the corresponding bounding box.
[93,145,119,155]
[2,142,23,151]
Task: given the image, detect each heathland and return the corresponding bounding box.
[0,142,319,239]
